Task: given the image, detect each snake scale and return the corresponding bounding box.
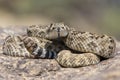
[2,23,116,68]
[46,23,116,67]
[3,24,67,59]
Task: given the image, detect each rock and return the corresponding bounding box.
[0,48,120,80]
[0,54,60,80]
[0,27,120,80]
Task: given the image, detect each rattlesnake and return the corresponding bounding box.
[2,23,116,68]
[46,23,116,67]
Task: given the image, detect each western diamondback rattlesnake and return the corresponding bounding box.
[2,23,116,68]
[46,23,116,67]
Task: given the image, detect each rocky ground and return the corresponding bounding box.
[0,26,120,80]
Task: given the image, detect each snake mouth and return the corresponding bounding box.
[57,27,68,38]
[57,27,60,38]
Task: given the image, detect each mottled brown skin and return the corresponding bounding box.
[3,25,67,59]
[27,25,49,38]
[56,50,100,68]
[64,31,116,58]
[2,23,116,68]
[46,23,116,67]
[3,35,35,58]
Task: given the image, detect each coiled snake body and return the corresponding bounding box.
[2,23,116,67]
[46,23,116,67]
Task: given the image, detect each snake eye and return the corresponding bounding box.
[61,27,64,29]
[52,27,55,30]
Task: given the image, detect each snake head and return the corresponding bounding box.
[46,23,69,40]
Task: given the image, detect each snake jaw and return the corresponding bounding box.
[46,23,69,40]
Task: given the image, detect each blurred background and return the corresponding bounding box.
[0,0,120,39]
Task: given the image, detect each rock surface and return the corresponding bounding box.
[0,27,120,80]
